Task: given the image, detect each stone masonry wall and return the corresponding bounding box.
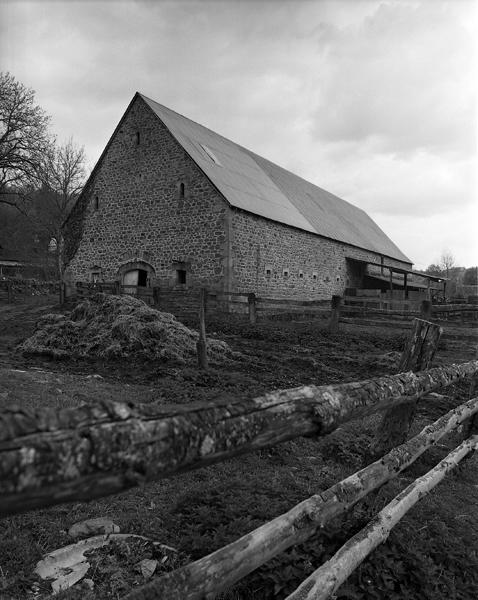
[63,96,229,290]
[231,209,411,299]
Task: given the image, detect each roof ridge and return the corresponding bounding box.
[138,92,412,264]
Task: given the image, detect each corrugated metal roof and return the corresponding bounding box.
[140,94,412,264]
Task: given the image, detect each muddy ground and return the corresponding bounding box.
[0,300,477,600]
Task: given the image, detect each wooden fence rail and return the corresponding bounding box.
[67,284,478,326]
[124,395,478,600]
[1,309,477,598]
[0,360,477,519]
[287,434,478,600]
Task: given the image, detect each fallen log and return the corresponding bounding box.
[0,361,477,517]
[124,395,478,600]
[286,434,478,600]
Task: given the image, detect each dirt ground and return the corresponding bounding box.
[0,300,477,600]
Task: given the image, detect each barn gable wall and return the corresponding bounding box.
[63,96,230,289]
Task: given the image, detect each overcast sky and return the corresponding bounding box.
[1,0,476,269]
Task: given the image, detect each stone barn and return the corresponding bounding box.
[63,92,414,299]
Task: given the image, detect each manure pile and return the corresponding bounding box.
[19,293,234,364]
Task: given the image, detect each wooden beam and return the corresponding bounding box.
[123,396,478,600]
[248,293,257,325]
[0,361,476,517]
[328,295,342,333]
[286,435,478,600]
[196,288,208,370]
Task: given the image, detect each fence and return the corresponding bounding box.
[1,317,477,599]
[0,278,60,304]
[66,283,478,326]
[341,296,478,324]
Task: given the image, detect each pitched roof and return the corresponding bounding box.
[140,93,412,264]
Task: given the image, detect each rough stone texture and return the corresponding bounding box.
[63,95,411,298]
[230,209,410,298]
[63,96,228,290]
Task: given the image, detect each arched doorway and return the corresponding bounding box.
[123,268,148,288]
[117,260,155,294]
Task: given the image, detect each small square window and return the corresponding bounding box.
[299,270,304,278]
[176,269,187,284]
[91,272,100,283]
[94,196,99,210]
[312,272,318,280]
[265,269,272,276]
[283,269,289,277]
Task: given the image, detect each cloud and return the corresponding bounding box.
[1,0,476,267]
[311,1,476,157]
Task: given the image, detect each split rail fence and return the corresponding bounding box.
[68,282,478,326]
[1,317,478,599]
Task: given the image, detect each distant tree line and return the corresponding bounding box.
[0,72,87,278]
[424,251,477,298]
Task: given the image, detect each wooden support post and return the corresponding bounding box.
[389,267,393,293]
[403,272,408,300]
[427,277,431,300]
[152,286,160,306]
[420,299,432,320]
[196,288,208,370]
[372,318,443,455]
[7,280,12,303]
[328,295,341,333]
[248,293,257,325]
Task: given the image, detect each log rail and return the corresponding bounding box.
[1,361,477,518]
[1,356,477,598]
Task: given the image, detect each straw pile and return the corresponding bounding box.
[20,293,234,364]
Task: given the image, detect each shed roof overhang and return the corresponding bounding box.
[346,258,448,282]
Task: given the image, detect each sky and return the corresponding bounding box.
[1,0,477,269]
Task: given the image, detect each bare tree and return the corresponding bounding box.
[39,138,86,229]
[0,72,52,210]
[439,250,455,279]
[34,138,87,278]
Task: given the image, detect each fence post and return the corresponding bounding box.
[152,286,160,306]
[196,288,208,370]
[372,318,443,455]
[328,295,342,333]
[248,293,257,325]
[420,299,432,320]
